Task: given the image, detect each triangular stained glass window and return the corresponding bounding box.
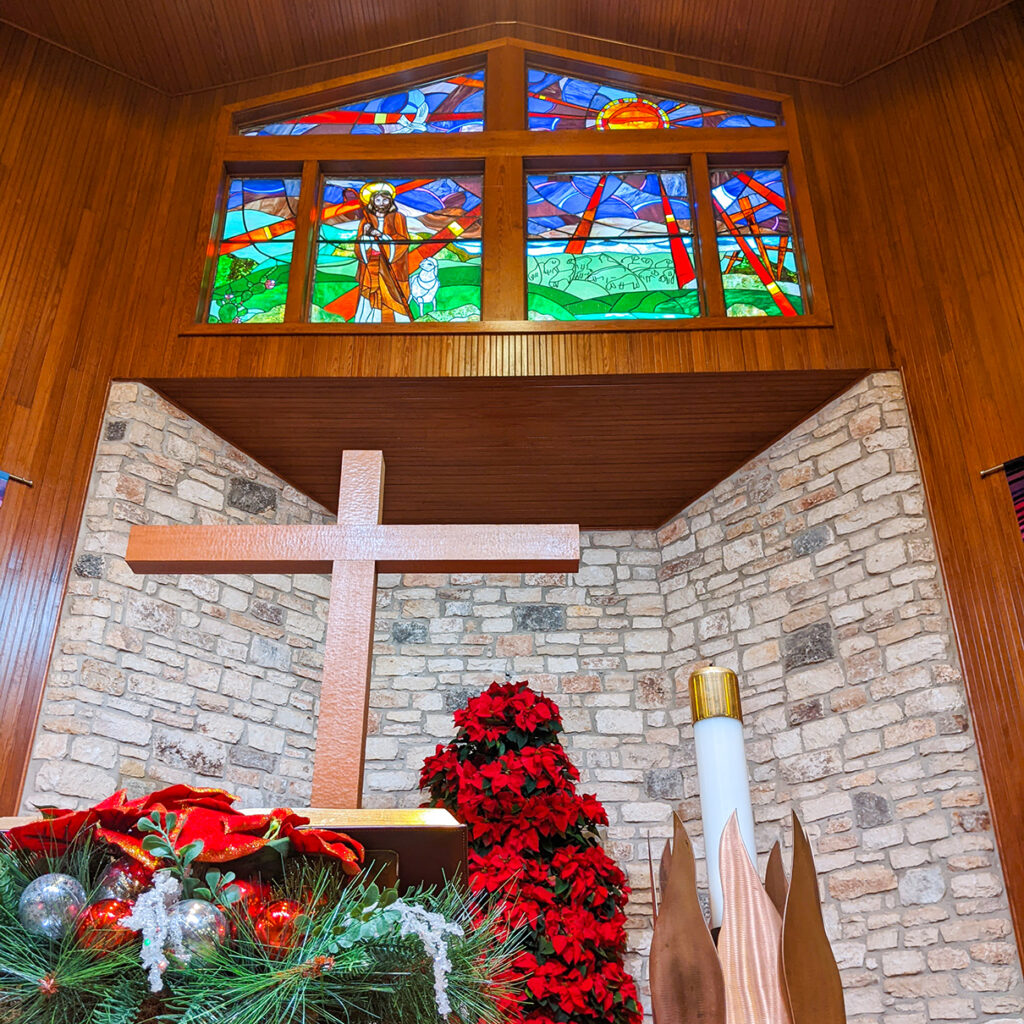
[243,70,485,135]
[528,68,776,131]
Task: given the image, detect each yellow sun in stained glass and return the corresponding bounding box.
[594,97,669,130]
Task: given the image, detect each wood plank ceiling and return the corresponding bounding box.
[148,372,865,529]
[0,0,1010,91]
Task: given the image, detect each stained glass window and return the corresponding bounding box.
[310,176,482,323]
[711,168,803,317]
[526,171,698,321]
[528,69,777,131]
[244,71,485,136]
[207,177,300,323]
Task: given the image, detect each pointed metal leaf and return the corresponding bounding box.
[650,812,725,1023]
[718,812,792,1024]
[765,839,788,917]
[780,813,846,1024]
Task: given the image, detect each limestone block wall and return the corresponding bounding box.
[23,382,335,810]
[23,374,1023,1022]
[654,372,1023,1022]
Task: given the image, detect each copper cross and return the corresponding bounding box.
[125,450,580,807]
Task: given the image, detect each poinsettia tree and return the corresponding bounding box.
[421,681,642,1024]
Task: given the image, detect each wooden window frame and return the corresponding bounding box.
[188,38,831,335]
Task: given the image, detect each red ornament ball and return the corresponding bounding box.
[75,899,135,953]
[95,858,152,903]
[227,879,272,916]
[255,899,304,957]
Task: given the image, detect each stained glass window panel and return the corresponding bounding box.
[245,71,485,136]
[528,69,777,131]
[208,177,300,324]
[311,176,482,323]
[526,171,699,321]
[711,168,804,317]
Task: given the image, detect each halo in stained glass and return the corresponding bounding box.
[207,177,300,323]
[711,168,803,317]
[528,68,777,131]
[311,175,482,323]
[244,71,485,136]
[527,171,699,321]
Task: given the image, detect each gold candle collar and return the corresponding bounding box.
[689,666,743,723]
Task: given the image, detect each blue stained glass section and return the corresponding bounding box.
[245,70,485,136]
[710,168,791,234]
[527,171,691,239]
[208,177,301,323]
[528,68,777,131]
[526,170,699,322]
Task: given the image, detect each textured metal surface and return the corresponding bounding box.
[689,666,743,722]
[649,812,725,1023]
[126,522,580,574]
[125,450,580,808]
[764,840,788,918]
[718,814,792,1024]
[781,813,846,1024]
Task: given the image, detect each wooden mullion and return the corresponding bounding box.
[781,98,830,320]
[485,41,526,131]
[482,154,524,321]
[284,161,321,323]
[691,153,726,318]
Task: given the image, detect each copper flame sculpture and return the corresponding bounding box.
[650,810,845,1024]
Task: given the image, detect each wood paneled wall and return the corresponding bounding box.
[2,4,1023,948]
[840,2,1024,942]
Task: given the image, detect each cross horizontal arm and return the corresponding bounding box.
[126,523,580,575]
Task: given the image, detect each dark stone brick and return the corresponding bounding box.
[749,473,774,503]
[105,420,127,441]
[637,671,669,708]
[953,810,991,833]
[229,746,277,772]
[154,732,225,777]
[788,698,823,725]
[512,605,565,632]
[937,712,969,735]
[792,524,830,557]
[393,620,428,644]
[227,478,277,515]
[783,621,835,671]
[74,553,104,578]
[852,791,892,828]
[658,552,702,581]
[645,768,684,800]
[251,600,284,626]
[442,686,479,713]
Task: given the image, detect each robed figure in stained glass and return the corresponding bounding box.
[355,182,413,323]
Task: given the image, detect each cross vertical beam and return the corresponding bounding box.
[314,451,383,807]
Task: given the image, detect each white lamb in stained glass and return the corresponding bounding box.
[410,257,440,316]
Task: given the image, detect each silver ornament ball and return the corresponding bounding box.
[94,858,149,903]
[18,873,87,940]
[172,899,228,962]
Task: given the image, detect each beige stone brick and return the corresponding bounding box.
[829,865,898,899]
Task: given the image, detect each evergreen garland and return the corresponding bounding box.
[0,787,521,1024]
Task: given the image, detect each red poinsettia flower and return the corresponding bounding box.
[421,681,642,1024]
[271,810,363,875]
[9,785,363,875]
[6,807,97,856]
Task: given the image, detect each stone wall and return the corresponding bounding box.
[24,374,1023,1022]
[654,373,1023,1022]
[23,382,335,810]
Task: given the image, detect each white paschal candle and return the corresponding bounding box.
[689,665,757,929]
